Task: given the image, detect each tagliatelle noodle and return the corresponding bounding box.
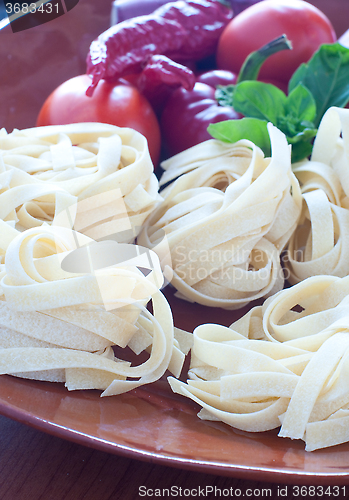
[139,123,302,309]
[0,122,161,253]
[169,275,349,451]
[285,107,349,283]
[0,224,191,394]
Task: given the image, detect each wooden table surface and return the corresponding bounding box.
[1,1,349,499]
[0,414,314,500]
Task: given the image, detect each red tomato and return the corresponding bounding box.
[216,0,337,83]
[36,74,161,167]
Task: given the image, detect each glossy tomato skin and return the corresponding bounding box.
[161,79,242,158]
[216,0,337,83]
[36,74,161,167]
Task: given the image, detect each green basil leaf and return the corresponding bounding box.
[232,81,287,124]
[285,84,316,123]
[289,63,307,87]
[289,43,349,127]
[291,141,314,164]
[207,118,271,157]
[276,84,316,146]
[286,128,317,144]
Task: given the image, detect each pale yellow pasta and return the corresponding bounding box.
[169,275,349,451]
[285,107,349,283]
[0,122,161,262]
[139,123,302,309]
[0,222,191,394]
[0,123,190,394]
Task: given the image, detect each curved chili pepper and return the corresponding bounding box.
[137,54,196,114]
[86,0,233,96]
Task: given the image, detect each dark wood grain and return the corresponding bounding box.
[0,415,297,500]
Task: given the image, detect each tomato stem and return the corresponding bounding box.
[237,34,293,83]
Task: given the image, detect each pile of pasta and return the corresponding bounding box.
[0,224,191,394]
[286,107,349,283]
[0,123,192,394]
[0,122,161,252]
[139,123,302,309]
[169,275,349,451]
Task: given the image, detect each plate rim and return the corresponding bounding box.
[1,376,349,485]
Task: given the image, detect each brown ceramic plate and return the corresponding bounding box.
[0,287,349,485]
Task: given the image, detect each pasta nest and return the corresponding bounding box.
[0,123,190,394]
[169,274,349,451]
[0,122,161,267]
[286,107,349,283]
[139,123,302,309]
[0,224,191,395]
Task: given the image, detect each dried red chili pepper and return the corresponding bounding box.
[86,0,233,96]
[139,55,195,92]
[136,54,196,114]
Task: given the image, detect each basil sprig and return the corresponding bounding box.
[209,42,349,163]
[290,43,349,126]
